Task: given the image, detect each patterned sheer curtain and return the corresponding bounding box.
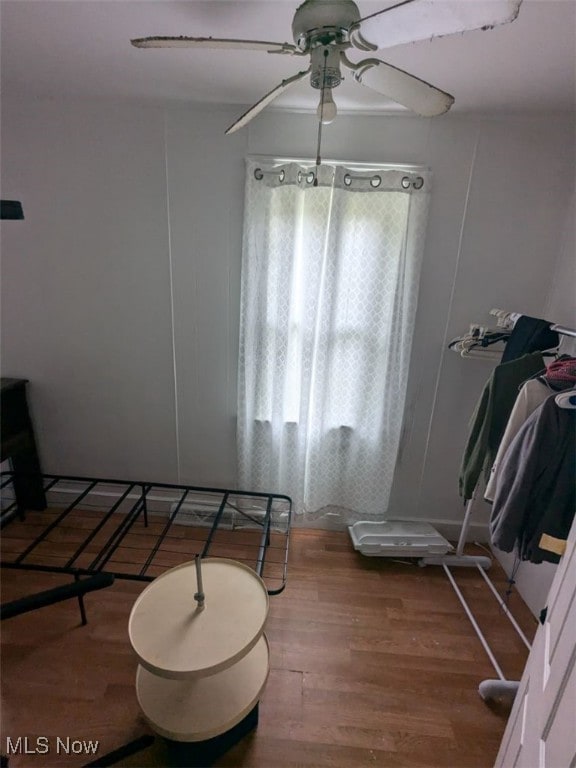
[238,159,430,523]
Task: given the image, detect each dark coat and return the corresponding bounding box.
[459,352,545,500]
[490,395,576,564]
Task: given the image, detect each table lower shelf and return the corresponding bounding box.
[136,634,270,742]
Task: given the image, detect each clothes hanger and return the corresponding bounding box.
[448,324,510,359]
[555,390,576,409]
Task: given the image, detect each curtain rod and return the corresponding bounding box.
[246,154,429,172]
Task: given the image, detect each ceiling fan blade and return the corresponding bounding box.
[350,0,522,51]
[348,57,454,116]
[131,36,299,55]
[225,68,311,134]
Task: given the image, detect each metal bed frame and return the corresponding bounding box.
[0,471,292,766]
[1,471,292,621]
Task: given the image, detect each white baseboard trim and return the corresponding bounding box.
[292,513,490,543]
[3,479,489,545]
[16,482,288,531]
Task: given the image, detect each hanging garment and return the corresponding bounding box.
[544,356,576,389]
[483,378,551,502]
[459,352,544,501]
[500,315,559,363]
[490,395,576,563]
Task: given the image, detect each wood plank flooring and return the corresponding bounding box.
[1,527,536,768]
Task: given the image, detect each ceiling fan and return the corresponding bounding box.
[131,0,523,134]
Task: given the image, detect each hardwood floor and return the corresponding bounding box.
[1,527,536,768]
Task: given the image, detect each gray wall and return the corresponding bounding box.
[2,100,574,547]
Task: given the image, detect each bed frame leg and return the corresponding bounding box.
[0,573,114,623]
[74,573,88,625]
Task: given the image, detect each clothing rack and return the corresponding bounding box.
[424,312,576,701]
[551,324,576,338]
[421,486,529,701]
[489,308,576,339]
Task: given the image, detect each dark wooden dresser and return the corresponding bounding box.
[1,378,46,512]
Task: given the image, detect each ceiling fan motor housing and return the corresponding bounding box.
[292,0,361,49]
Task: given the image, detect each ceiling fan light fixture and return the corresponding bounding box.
[317,88,337,124]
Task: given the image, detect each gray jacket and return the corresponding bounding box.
[490,394,576,564]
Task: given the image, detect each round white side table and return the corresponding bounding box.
[128,558,270,765]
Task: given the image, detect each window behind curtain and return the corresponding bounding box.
[238,160,431,523]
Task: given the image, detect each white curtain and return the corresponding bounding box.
[238,160,430,523]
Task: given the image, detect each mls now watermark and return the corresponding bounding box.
[5,736,99,756]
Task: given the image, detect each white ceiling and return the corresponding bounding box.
[1,0,574,118]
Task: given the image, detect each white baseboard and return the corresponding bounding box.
[292,513,490,543]
[2,478,488,545]
[15,482,288,531]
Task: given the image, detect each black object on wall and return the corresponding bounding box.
[0,200,24,220]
